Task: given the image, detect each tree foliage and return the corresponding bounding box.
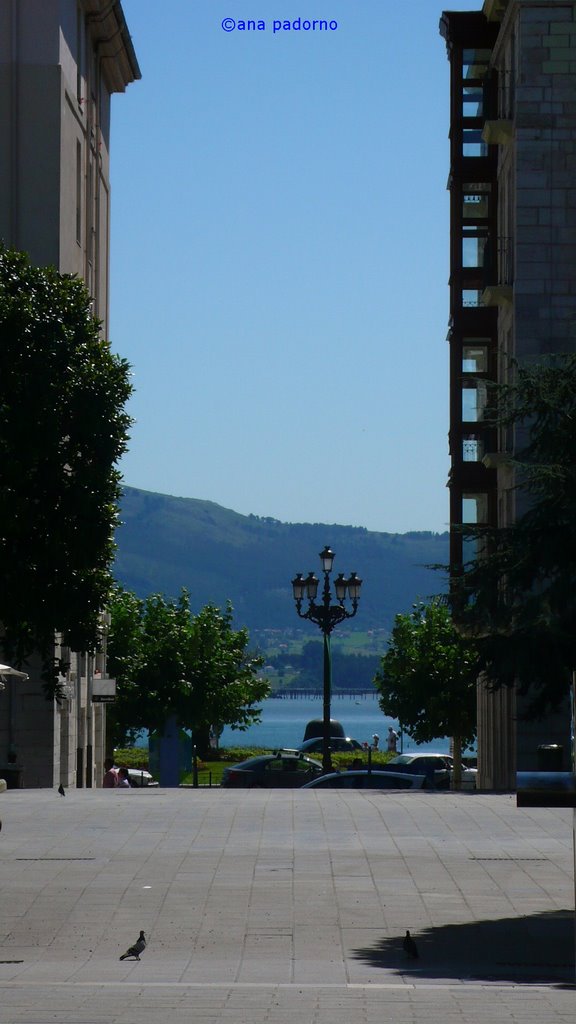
[106,588,270,752]
[0,246,132,691]
[453,355,576,716]
[373,600,478,751]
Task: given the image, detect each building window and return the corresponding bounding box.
[463,183,491,220]
[76,141,82,244]
[76,4,86,103]
[462,288,483,308]
[462,343,489,373]
[461,492,489,565]
[462,85,483,117]
[462,434,485,462]
[462,48,492,81]
[462,493,488,524]
[462,228,488,268]
[462,129,488,158]
[462,381,487,422]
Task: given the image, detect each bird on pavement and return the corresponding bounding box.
[58,784,65,796]
[403,930,419,958]
[119,930,146,961]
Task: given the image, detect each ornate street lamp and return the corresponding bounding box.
[291,546,362,772]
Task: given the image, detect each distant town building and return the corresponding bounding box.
[440,0,573,788]
[0,0,140,787]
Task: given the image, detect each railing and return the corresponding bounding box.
[497,236,513,285]
[484,236,513,287]
[497,69,514,121]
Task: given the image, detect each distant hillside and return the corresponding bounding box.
[113,486,449,635]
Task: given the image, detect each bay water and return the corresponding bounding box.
[219,692,457,754]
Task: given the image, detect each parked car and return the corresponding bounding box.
[221,751,324,788]
[302,770,426,790]
[125,768,158,787]
[297,736,363,754]
[303,718,345,741]
[386,753,477,790]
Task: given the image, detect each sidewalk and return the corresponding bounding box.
[0,788,574,1022]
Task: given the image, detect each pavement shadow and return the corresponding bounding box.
[351,910,575,985]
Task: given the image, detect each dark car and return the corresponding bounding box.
[303,718,345,740]
[221,751,324,788]
[302,770,425,790]
[297,737,363,754]
[386,753,477,790]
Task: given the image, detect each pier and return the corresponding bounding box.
[272,689,376,700]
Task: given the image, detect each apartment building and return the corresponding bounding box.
[0,0,139,787]
[440,0,574,788]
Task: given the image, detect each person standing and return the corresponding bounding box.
[103,758,118,788]
[387,727,399,753]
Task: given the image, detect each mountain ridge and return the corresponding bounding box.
[113,486,449,635]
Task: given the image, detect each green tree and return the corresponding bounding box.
[106,588,270,753]
[373,600,478,787]
[453,355,576,717]
[0,246,132,692]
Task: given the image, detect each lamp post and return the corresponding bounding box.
[291,546,362,773]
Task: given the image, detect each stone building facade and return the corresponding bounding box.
[0,0,139,788]
[441,0,575,789]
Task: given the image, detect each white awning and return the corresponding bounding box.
[0,664,29,680]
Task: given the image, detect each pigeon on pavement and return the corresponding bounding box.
[58,784,65,796]
[403,929,419,958]
[119,930,146,961]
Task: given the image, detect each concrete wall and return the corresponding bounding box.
[0,0,137,787]
[0,0,116,330]
[514,1,576,361]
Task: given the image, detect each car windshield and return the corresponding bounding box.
[390,755,412,764]
[234,756,269,768]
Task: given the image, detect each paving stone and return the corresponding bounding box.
[0,789,573,1021]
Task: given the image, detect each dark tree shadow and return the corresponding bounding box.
[352,910,575,985]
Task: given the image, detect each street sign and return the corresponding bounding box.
[91,677,116,702]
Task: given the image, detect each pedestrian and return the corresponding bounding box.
[372,733,379,751]
[117,767,131,788]
[348,758,364,771]
[103,757,118,788]
[387,727,399,753]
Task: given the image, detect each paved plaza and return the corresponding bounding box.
[0,787,574,1022]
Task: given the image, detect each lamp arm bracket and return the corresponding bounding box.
[295,601,359,635]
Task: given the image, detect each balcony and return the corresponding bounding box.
[482,283,512,307]
[483,0,509,22]
[482,119,513,145]
[482,451,511,469]
[482,236,513,307]
[482,68,514,139]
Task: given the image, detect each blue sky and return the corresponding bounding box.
[110,0,482,534]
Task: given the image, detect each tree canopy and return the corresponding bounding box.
[373,600,478,773]
[0,246,132,691]
[452,354,576,716]
[106,588,270,752]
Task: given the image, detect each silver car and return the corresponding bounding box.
[302,770,425,790]
[125,768,158,787]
